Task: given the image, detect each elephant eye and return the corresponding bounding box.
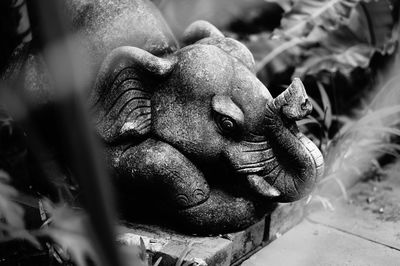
[217,115,237,134]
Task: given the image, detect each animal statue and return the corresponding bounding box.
[6,0,324,234]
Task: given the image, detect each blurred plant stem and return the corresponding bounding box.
[21,0,122,265]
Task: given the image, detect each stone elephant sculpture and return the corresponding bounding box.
[88,10,324,234]
[11,0,324,234]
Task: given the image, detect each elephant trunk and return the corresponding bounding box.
[254,78,324,202]
[272,78,313,120]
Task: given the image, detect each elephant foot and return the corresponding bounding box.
[176,189,271,235]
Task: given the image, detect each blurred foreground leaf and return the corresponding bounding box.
[0,170,41,248]
[0,170,24,229]
[42,202,100,266]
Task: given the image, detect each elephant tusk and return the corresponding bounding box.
[247,175,281,198]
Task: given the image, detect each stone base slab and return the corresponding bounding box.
[117,200,306,266]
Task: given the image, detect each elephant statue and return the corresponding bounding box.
[8,0,324,234]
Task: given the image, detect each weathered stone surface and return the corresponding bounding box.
[117,217,284,266]
[10,0,324,234]
[242,220,400,266]
[89,15,324,234]
[161,238,232,266]
[118,223,233,266]
[225,218,265,263]
[117,200,310,265]
[265,200,306,242]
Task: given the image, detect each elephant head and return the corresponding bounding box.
[89,21,324,231]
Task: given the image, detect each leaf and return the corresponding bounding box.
[308,97,325,119]
[295,44,373,77]
[182,260,195,266]
[354,1,398,53]
[139,237,147,262]
[256,0,396,80]
[332,114,354,125]
[321,104,400,189]
[264,0,298,12]
[354,105,400,127]
[279,0,367,38]
[247,34,302,74]
[175,242,193,266]
[42,204,100,266]
[153,257,163,266]
[0,223,41,249]
[0,170,41,249]
[295,0,395,76]
[119,245,149,266]
[317,82,333,128]
[369,76,400,110]
[255,37,303,73]
[0,170,25,229]
[332,177,348,200]
[296,116,321,126]
[313,195,335,211]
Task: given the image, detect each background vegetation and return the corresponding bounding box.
[1,0,400,265]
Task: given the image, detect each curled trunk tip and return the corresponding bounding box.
[271,78,312,121]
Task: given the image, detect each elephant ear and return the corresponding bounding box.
[182,20,255,73]
[90,46,176,143]
[182,20,225,45]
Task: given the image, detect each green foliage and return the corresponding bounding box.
[279,0,364,37]
[0,170,41,248]
[303,61,400,208]
[254,0,397,81]
[0,184,197,266]
[264,0,296,12]
[297,82,335,150]
[297,60,400,210]
[41,202,101,266]
[1,0,400,265]
[0,170,24,229]
[175,242,194,266]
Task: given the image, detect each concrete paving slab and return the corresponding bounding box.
[242,220,400,266]
[309,170,400,250]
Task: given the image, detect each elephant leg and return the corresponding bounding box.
[118,138,210,209]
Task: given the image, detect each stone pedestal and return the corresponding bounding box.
[118,200,306,266]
